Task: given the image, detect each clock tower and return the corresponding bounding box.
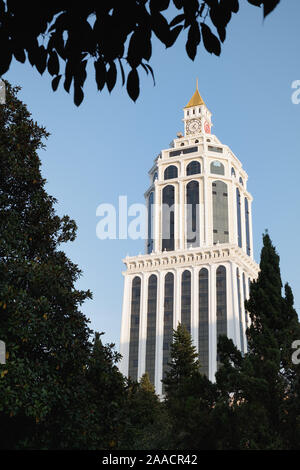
[119,84,259,396]
[183,80,212,136]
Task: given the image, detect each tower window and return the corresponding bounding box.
[186,160,201,176]
[210,160,225,176]
[164,165,178,180]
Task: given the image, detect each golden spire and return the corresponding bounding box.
[184,78,205,108]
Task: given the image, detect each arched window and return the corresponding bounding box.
[146,274,157,384]
[181,270,191,333]
[162,185,175,251]
[147,191,154,254]
[128,276,141,380]
[245,198,251,255]
[231,167,236,177]
[242,272,249,352]
[212,181,229,244]
[239,176,243,186]
[163,272,174,385]
[210,160,225,175]
[164,165,178,180]
[186,180,200,247]
[199,268,209,377]
[236,268,244,353]
[236,188,242,248]
[187,160,201,176]
[216,265,227,370]
[153,171,158,182]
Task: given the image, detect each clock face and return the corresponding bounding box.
[204,121,211,134]
[186,118,201,135]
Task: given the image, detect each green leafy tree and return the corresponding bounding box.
[216,232,300,449]
[0,82,127,449]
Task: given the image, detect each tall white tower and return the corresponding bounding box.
[120,84,259,395]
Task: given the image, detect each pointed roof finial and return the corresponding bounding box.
[184,79,205,108]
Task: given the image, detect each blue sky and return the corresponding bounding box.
[4,1,300,347]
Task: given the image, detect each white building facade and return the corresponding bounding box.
[120,85,259,395]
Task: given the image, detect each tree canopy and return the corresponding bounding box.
[0,0,280,105]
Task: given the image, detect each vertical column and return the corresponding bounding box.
[209,264,217,381]
[156,270,165,396]
[138,273,148,380]
[119,274,132,376]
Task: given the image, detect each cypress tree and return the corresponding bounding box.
[216,232,300,449]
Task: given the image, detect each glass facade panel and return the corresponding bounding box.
[186,180,200,247]
[128,276,141,380]
[181,270,191,333]
[236,268,244,353]
[236,188,242,248]
[164,165,178,180]
[147,191,154,254]
[199,268,209,376]
[210,160,225,175]
[146,274,157,384]
[162,185,175,251]
[245,198,251,255]
[212,181,229,244]
[187,160,201,175]
[163,273,174,386]
[216,265,227,370]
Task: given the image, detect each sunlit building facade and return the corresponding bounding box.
[120,85,259,394]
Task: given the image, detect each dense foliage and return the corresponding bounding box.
[1,83,299,450]
[0,1,280,104]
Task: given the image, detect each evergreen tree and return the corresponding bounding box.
[118,373,171,450]
[163,323,218,449]
[216,232,300,449]
[163,322,200,397]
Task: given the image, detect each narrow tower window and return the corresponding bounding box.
[146,274,157,385]
[147,191,154,254]
[245,197,251,255]
[216,265,227,370]
[128,276,141,380]
[186,180,200,247]
[162,185,175,251]
[236,267,244,353]
[199,268,209,377]
[212,181,229,244]
[181,270,191,333]
[163,272,174,385]
[236,188,242,248]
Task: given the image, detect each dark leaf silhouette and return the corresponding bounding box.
[51,74,61,91]
[127,68,140,102]
[0,1,281,104]
[186,22,201,61]
[201,23,221,56]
